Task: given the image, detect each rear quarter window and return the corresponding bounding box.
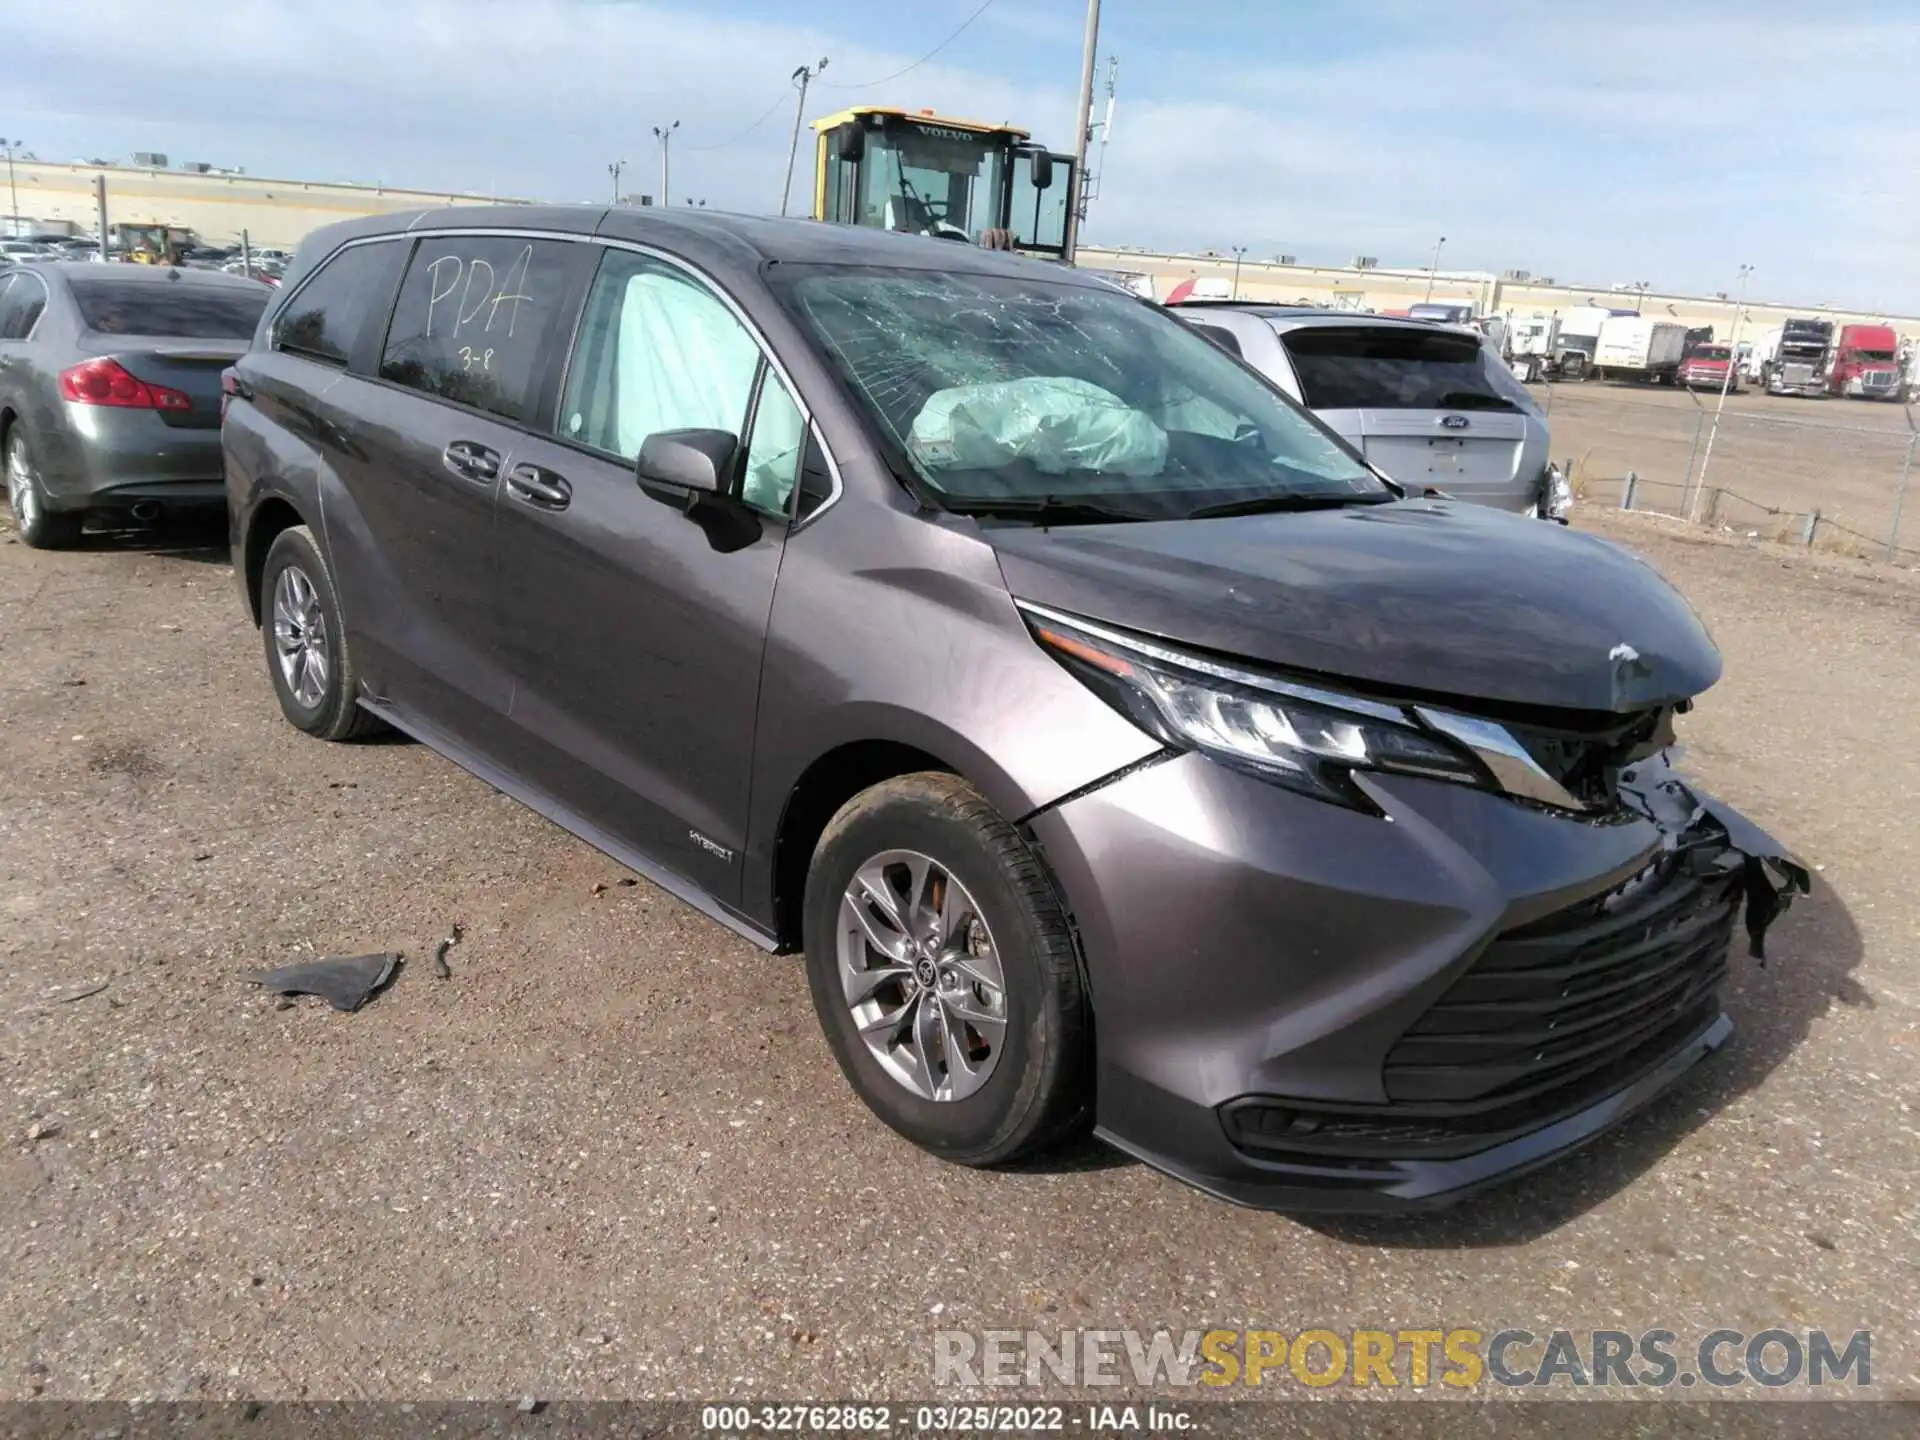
[70,278,269,340]
[1182,321,1243,358]
[1281,326,1533,412]
[273,240,407,366]
[0,271,49,340]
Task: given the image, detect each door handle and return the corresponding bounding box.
[506,463,572,510]
[442,440,502,484]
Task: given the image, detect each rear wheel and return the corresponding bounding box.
[259,524,384,741]
[5,426,82,550]
[803,773,1091,1166]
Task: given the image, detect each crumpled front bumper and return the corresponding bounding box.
[1028,750,1808,1212]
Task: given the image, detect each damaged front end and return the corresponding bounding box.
[1533,461,1574,524]
[1619,758,1811,963]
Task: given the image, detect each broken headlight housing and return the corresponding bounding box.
[1538,463,1573,524]
[1022,604,1491,810]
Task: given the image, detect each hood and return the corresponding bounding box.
[987,499,1721,713]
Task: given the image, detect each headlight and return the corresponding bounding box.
[1021,605,1490,810]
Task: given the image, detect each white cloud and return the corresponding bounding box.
[2,0,1912,308]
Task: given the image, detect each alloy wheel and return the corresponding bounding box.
[837,849,1009,1102]
[271,564,330,709]
[6,435,39,532]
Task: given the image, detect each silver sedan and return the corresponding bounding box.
[0,262,269,548]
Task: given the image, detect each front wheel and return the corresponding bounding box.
[6,426,82,550]
[803,773,1091,1166]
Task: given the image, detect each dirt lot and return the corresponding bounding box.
[2,504,1917,1408]
[1534,381,1917,561]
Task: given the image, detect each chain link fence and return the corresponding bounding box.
[1544,384,1919,566]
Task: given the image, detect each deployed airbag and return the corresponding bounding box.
[908,376,1169,479]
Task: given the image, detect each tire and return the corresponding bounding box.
[803,773,1091,1166]
[5,425,83,550]
[258,524,384,741]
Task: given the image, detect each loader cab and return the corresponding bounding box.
[813,107,1076,262]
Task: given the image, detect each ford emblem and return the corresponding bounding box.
[1440,414,1470,430]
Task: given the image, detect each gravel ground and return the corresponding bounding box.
[1530,382,1919,559]
[1,507,1916,1409]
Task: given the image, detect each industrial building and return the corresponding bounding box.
[4,156,1912,342]
[1075,247,1920,345]
[3,157,516,251]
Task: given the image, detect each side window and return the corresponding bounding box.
[559,250,762,467]
[1010,153,1071,253]
[274,241,404,366]
[741,371,806,516]
[0,274,46,341]
[795,435,835,520]
[8,275,47,339]
[379,236,577,423]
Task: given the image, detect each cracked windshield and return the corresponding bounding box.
[782,270,1386,518]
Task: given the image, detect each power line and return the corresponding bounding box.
[684,89,794,152]
[820,0,998,90]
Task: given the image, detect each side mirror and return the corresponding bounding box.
[836,123,866,164]
[636,428,738,510]
[1028,150,1054,190]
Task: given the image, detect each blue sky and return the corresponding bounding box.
[4,0,1915,310]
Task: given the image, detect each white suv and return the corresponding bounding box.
[1173,305,1566,519]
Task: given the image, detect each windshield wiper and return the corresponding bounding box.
[1182,492,1392,520]
[943,494,1154,526]
[1433,391,1518,410]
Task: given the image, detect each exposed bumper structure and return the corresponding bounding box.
[1029,751,1807,1212]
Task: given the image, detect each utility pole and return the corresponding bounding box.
[1077,55,1119,225]
[1,139,19,237]
[1690,263,1754,522]
[608,159,625,205]
[653,121,680,209]
[94,173,109,260]
[1062,0,1101,263]
[1424,235,1446,302]
[1230,245,1248,300]
[781,57,829,217]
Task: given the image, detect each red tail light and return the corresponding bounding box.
[58,357,193,412]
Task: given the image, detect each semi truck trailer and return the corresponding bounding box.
[1594,316,1688,383]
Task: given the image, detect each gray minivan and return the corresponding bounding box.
[223,207,1804,1211]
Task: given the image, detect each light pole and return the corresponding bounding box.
[608,159,626,205]
[1230,244,1248,299]
[781,57,829,217]
[1690,263,1754,521]
[1424,235,1446,302]
[653,121,680,209]
[1063,0,1102,263]
[1,139,20,236]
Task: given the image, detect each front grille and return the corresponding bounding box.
[1219,856,1739,1165]
[1385,857,1737,1105]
